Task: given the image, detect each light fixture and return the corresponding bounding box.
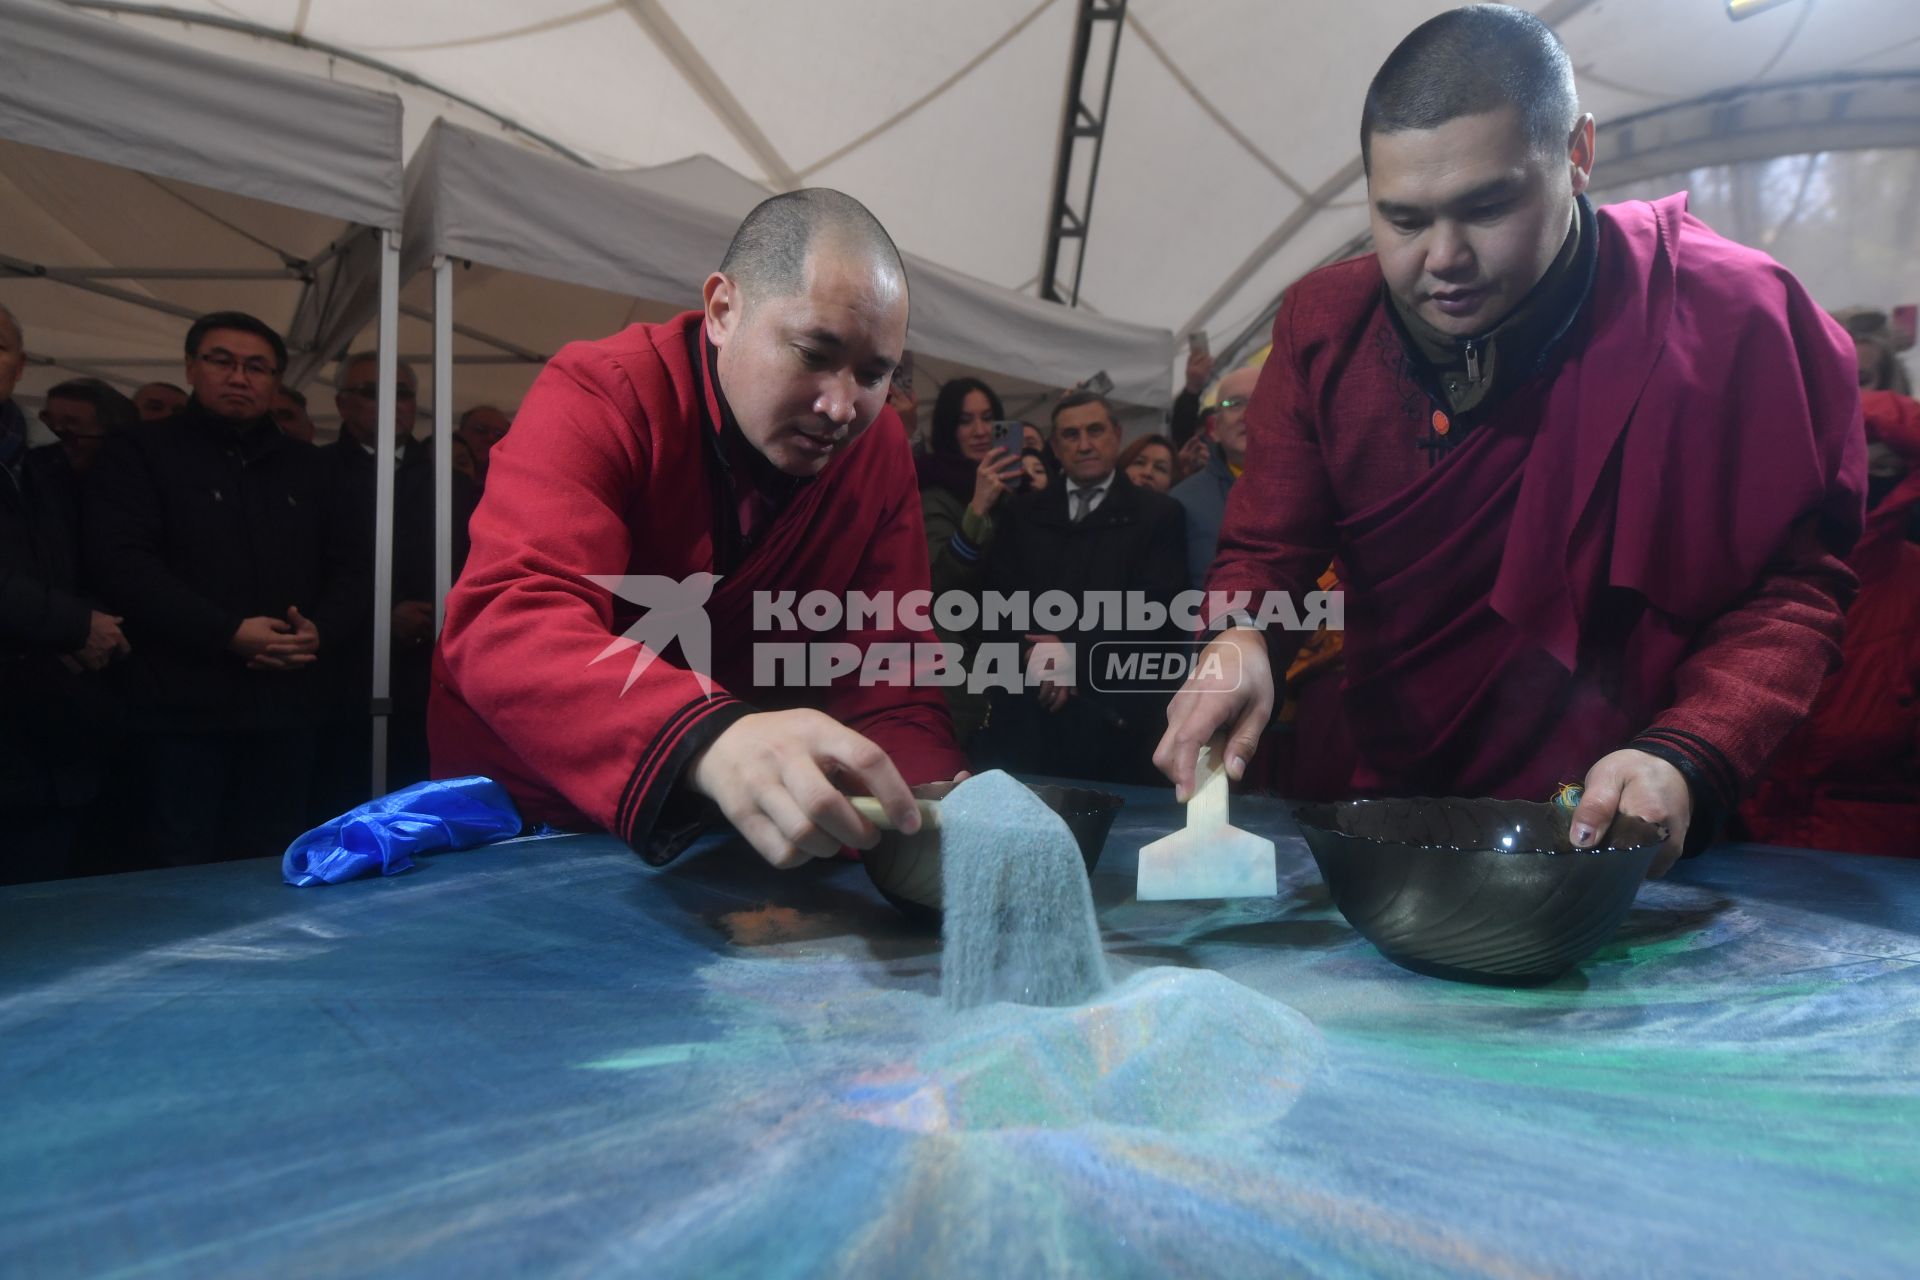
[1726,0,1801,20]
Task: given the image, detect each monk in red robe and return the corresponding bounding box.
[431,190,965,868]
[1158,6,1865,877]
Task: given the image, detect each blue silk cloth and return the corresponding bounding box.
[282,776,523,886]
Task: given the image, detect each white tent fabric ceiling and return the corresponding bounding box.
[0,0,406,415]
[64,0,1920,357]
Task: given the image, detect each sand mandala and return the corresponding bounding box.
[841,967,1319,1135]
[572,772,1329,1272]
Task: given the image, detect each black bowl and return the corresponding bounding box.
[1293,797,1665,985]
[864,781,1123,927]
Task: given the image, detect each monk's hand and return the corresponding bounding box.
[687,708,918,870]
[1154,626,1272,802]
[1570,749,1691,878]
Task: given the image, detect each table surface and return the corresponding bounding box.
[3,786,1917,1279]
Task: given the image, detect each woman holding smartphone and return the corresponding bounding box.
[916,376,1023,746]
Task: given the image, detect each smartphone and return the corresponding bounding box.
[891,348,915,392]
[1187,330,1210,358]
[989,420,1027,487]
[1081,370,1114,397]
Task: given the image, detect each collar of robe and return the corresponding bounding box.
[1387,192,1598,427]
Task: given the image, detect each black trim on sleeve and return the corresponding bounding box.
[1627,733,1732,860]
[617,694,755,866]
[1630,727,1739,813]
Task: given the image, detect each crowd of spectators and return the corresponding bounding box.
[0,302,509,882]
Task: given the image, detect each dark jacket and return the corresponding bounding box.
[979,472,1188,783]
[2,432,114,811]
[1169,444,1235,589]
[320,434,478,713]
[83,399,367,732]
[1,437,90,656]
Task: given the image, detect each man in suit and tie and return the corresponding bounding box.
[977,391,1188,784]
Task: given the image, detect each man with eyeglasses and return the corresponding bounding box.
[82,310,366,865]
[1169,364,1256,591]
[38,377,135,478]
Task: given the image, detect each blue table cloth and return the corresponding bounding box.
[2,787,1915,1278]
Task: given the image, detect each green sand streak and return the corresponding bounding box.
[1336,1027,1920,1194]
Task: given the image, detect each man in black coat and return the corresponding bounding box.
[84,311,367,865]
[314,351,478,807]
[977,391,1189,785]
[0,312,134,880]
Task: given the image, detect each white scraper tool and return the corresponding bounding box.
[1137,746,1278,901]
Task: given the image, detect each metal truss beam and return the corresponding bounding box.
[1039,0,1126,307]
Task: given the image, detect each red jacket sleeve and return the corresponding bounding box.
[1205,288,1341,669]
[437,344,750,855]
[1633,517,1855,812]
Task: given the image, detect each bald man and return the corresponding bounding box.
[432,189,965,870]
[1169,364,1257,589]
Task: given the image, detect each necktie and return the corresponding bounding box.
[1072,487,1095,524]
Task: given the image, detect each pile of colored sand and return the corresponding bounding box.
[938,770,1111,1010]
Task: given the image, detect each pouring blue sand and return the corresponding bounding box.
[938,771,1112,1010]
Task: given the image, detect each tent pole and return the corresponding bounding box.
[433,255,454,628]
[369,227,401,799]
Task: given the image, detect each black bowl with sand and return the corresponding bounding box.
[1293,797,1665,986]
[864,781,1123,927]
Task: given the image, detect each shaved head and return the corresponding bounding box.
[719,187,906,305]
[1362,5,1579,172]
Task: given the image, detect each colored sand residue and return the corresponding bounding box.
[937,771,1110,1010]
[842,968,1319,1135]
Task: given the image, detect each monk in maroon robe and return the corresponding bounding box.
[431,190,965,869]
[1158,6,1865,876]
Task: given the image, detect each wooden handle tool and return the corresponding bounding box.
[849,796,943,832]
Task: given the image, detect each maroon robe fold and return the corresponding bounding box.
[1210,194,1866,806]
[430,311,965,858]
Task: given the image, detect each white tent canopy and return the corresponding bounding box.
[0,0,398,228]
[0,0,405,405]
[305,118,1176,417]
[60,0,1920,380]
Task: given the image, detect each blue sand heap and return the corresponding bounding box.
[938,770,1112,1010]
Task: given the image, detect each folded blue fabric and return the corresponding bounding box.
[283,776,524,886]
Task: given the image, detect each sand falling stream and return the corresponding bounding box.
[918,772,1320,1138]
[937,771,1112,1010]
